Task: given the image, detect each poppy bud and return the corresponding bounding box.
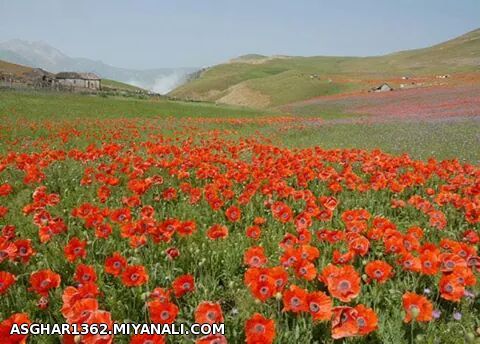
[415,334,424,342]
[275,292,283,300]
[37,296,49,310]
[165,247,180,260]
[465,332,475,343]
[74,335,82,344]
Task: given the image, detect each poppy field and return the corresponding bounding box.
[0,94,480,344]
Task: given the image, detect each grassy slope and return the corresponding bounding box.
[101,79,147,93]
[0,59,34,77]
[170,28,480,107]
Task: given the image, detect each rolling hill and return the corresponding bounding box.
[170,28,480,108]
[0,59,34,77]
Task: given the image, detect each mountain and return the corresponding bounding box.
[0,39,197,94]
[170,28,480,108]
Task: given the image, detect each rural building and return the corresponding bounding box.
[1,68,55,88]
[26,68,56,87]
[371,83,393,92]
[55,72,101,90]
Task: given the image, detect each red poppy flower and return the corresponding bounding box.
[81,310,113,344]
[294,213,312,231]
[332,250,354,265]
[298,244,320,261]
[0,206,8,219]
[64,237,87,263]
[110,208,132,223]
[148,300,179,324]
[420,251,439,275]
[14,239,35,264]
[121,265,148,287]
[61,284,100,320]
[440,253,467,273]
[172,274,195,298]
[0,238,17,263]
[294,260,317,281]
[95,223,112,239]
[254,217,266,225]
[439,274,464,302]
[149,288,171,303]
[37,296,49,310]
[2,225,16,240]
[246,225,261,240]
[162,187,177,201]
[355,304,378,336]
[251,276,276,302]
[243,246,267,267]
[365,260,393,284]
[282,285,308,313]
[194,301,224,324]
[130,334,166,344]
[165,247,180,260]
[0,313,31,344]
[331,306,358,339]
[326,265,361,302]
[128,178,152,195]
[67,298,99,324]
[225,205,241,222]
[29,269,61,296]
[104,252,127,276]
[74,264,98,284]
[348,235,370,256]
[0,183,13,197]
[398,252,422,273]
[178,220,197,236]
[402,292,433,323]
[196,334,228,344]
[96,185,111,203]
[307,291,332,321]
[207,224,228,240]
[245,313,275,344]
[0,271,15,295]
[462,229,479,244]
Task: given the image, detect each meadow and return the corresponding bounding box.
[0,91,479,343]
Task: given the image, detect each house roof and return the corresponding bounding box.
[24,68,55,79]
[56,72,100,80]
[373,83,392,89]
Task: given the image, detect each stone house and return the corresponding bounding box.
[55,72,101,90]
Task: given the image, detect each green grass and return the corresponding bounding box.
[0,90,272,120]
[273,119,480,164]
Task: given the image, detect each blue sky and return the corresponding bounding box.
[1,0,479,69]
